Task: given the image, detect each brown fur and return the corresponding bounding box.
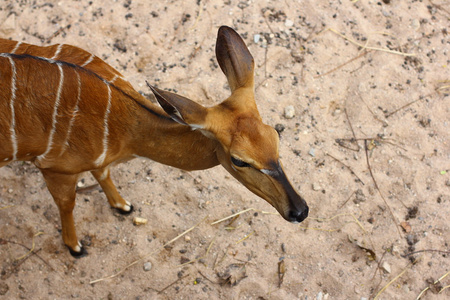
[0,26,308,256]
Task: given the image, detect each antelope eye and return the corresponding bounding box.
[231,156,250,168]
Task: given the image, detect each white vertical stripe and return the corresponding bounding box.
[81,54,94,67]
[94,83,112,166]
[7,56,18,161]
[51,44,63,60]
[38,63,64,161]
[59,70,81,156]
[11,41,22,54]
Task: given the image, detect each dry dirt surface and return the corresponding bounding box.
[1,0,449,299]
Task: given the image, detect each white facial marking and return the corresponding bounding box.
[261,169,273,175]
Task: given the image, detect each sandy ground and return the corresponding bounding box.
[0,0,449,299]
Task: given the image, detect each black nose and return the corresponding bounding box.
[288,206,309,223]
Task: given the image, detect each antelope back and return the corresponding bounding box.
[0,39,144,172]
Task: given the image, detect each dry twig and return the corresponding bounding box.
[326,153,365,185]
[364,140,401,237]
[1,237,54,271]
[315,50,370,78]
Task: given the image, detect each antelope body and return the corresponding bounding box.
[0,26,308,257]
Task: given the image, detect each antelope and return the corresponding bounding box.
[0,26,309,257]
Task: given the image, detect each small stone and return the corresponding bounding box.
[254,34,261,43]
[411,19,420,31]
[0,282,9,296]
[406,234,418,246]
[316,291,323,300]
[285,19,294,27]
[133,217,148,226]
[290,49,304,63]
[353,189,366,204]
[274,123,285,134]
[184,236,191,242]
[0,14,16,34]
[284,105,295,119]
[308,148,315,157]
[312,183,322,191]
[143,262,152,271]
[392,245,400,255]
[332,108,341,116]
[381,261,391,273]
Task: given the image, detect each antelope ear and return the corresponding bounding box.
[215,26,254,92]
[147,83,207,129]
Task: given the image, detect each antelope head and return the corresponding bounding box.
[149,26,309,223]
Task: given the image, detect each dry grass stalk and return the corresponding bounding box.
[374,259,417,300]
[0,205,15,210]
[15,232,44,261]
[235,231,255,244]
[324,28,415,57]
[211,208,254,225]
[416,270,450,299]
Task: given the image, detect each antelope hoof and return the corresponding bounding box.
[115,204,134,215]
[68,245,88,258]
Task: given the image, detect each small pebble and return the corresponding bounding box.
[411,19,420,31]
[285,19,294,27]
[312,183,322,191]
[133,217,148,226]
[316,291,323,300]
[308,148,315,157]
[353,189,366,204]
[381,261,391,273]
[143,262,152,271]
[284,105,295,119]
[275,123,285,134]
[0,14,16,34]
[254,34,261,43]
